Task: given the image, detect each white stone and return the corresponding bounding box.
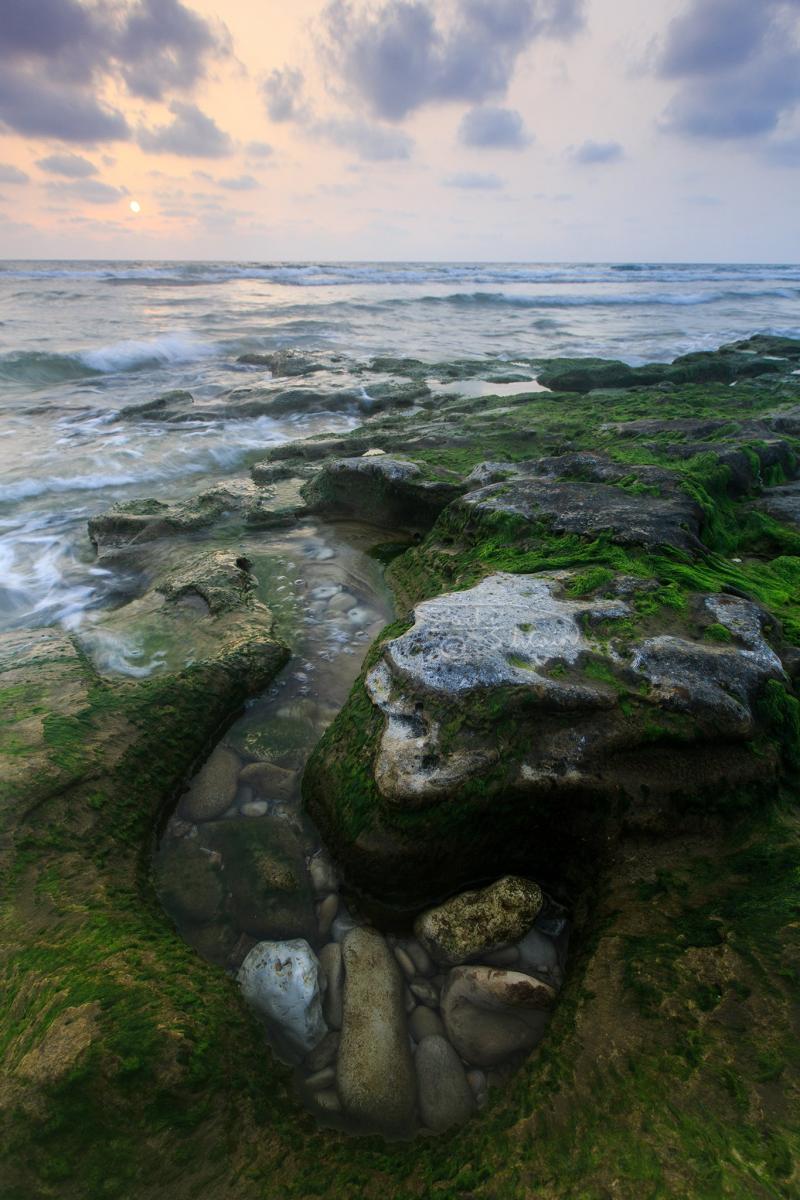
[237,940,327,1056]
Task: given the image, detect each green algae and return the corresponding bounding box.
[4,345,800,1200]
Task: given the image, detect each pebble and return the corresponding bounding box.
[516,928,560,985]
[483,945,520,968]
[405,938,434,977]
[313,1089,342,1115]
[238,760,297,803]
[466,1069,488,1109]
[331,906,360,943]
[317,893,339,939]
[415,1036,475,1133]
[393,946,417,981]
[409,1006,446,1043]
[309,851,338,896]
[410,980,440,1008]
[405,986,417,1014]
[319,942,343,1030]
[305,1031,340,1073]
[179,745,241,823]
[415,876,543,968]
[306,1067,336,1092]
[241,800,269,818]
[327,592,357,615]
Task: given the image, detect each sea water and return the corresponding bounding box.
[1,259,798,632]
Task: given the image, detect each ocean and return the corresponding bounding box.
[1,259,799,634]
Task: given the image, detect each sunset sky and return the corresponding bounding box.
[1,0,799,261]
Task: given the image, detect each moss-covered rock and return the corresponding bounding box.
[301,455,464,531]
[415,877,544,967]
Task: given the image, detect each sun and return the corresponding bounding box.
[129,200,141,214]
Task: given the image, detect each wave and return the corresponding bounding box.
[79,334,216,373]
[399,287,800,310]
[3,260,800,288]
[0,334,217,385]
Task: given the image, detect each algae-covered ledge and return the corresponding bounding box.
[2,337,800,1199]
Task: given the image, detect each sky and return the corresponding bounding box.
[0,0,799,262]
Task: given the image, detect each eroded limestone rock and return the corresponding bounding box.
[302,456,463,530]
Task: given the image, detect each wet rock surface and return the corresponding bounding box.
[457,454,705,553]
[302,456,464,530]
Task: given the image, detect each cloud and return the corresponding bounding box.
[660,0,767,77]
[263,68,308,122]
[0,71,130,142]
[36,152,97,178]
[0,163,29,183]
[46,179,128,205]
[444,171,504,189]
[114,0,231,101]
[218,174,260,190]
[570,139,624,164]
[316,0,586,121]
[0,0,229,143]
[261,66,414,160]
[764,135,800,166]
[246,141,274,158]
[313,117,414,160]
[459,105,532,148]
[138,102,234,157]
[658,0,800,141]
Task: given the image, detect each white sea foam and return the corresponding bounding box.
[79,334,216,373]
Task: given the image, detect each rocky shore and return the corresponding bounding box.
[2,335,799,1197]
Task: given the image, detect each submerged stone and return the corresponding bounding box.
[178,745,241,822]
[201,816,316,941]
[154,838,224,924]
[415,1035,475,1132]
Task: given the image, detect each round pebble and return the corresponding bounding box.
[410,980,439,1008]
[306,1067,336,1092]
[241,800,269,818]
[393,947,417,981]
[317,893,338,939]
[410,1006,446,1043]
